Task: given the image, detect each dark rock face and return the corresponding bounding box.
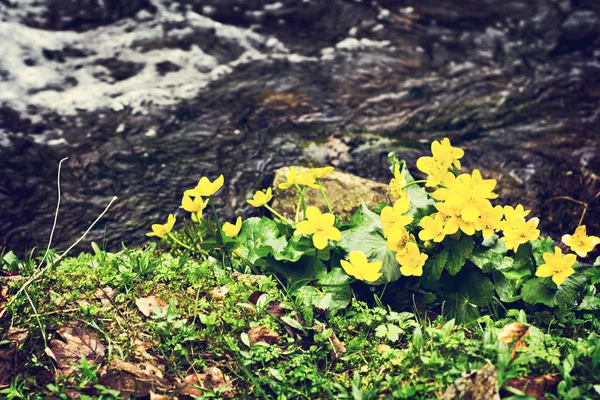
[0,0,599,256]
[1,0,156,31]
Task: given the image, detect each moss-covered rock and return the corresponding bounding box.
[270,166,392,222]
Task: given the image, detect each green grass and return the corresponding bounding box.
[2,244,600,399]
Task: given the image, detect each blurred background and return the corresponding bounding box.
[0,0,598,256]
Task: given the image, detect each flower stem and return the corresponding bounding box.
[209,197,224,242]
[167,233,193,251]
[401,180,428,190]
[209,197,234,270]
[526,242,537,276]
[295,196,302,223]
[294,184,307,218]
[264,205,293,226]
[317,179,333,213]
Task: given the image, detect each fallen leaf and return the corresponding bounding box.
[441,364,500,400]
[377,344,392,353]
[178,367,233,398]
[248,325,280,345]
[247,291,267,304]
[48,321,105,377]
[0,327,29,386]
[98,359,171,399]
[504,373,560,399]
[149,391,170,400]
[498,322,530,359]
[135,295,168,317]
[315,324,346,360]
[95,286,117,307]
[208,286,229,300]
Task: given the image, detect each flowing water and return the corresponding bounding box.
[0,0,599,256]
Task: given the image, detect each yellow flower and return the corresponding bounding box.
[396,242,428,277]
[418,214,446,242]
[147,214,176,238]
[294,206,341,250]
[474,204,504,239]
[181,194,209,214]
[247,188,273,207]
[340,251,383,282]
[501,217,540,252]
[223,216,242,238]
[380,197,413,239]
[386,226,409,254]
[311,166,334,179]
[435,199,475,236]
[562,225,600,258]
[438,137,464,170]
[416,138,464,187]
[184,175,224,197]
[279,167,318,189]
[535,246,577,286]
[389,164,407,200]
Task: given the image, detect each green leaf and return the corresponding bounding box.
[554,273,587,309]
[469,237,506,272]
[1,251,19,269]
[316,268,353,312]
[579,296,600,311]
[585,268,600,285]
[444,270,494,323]
[274,235,314,263]
[386,324,403,342]
[420,249,448,288]
[594,256,600,268]
[446,235,475,276]
[399,162,434,214]
[262,255,326,284]
[532,237,555,265]
[492,271,522,303]
[375,324,388,338]
[237,217,287,264]
[521,279,556,307]
[339,204,400,284]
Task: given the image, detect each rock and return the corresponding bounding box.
[270,166,391,222]
[561,10,600,40]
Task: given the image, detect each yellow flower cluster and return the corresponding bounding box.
[278,166,334,190]
[416,138,464,187]
[418,169,500,242]
[499,205,540,251]
[379,196,427,276]
[182,175,224,219]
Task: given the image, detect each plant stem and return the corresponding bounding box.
[264,205,293,226]
[209,197,233,270]
[167,233,193,251]
[295,195,302,223]
[401,180,428,190]
[317,179,333,213]
[526,242,537,276]
[295,184,307,218]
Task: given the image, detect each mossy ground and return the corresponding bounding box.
[2,244,600,399]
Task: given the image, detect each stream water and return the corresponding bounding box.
[0,0,599,256]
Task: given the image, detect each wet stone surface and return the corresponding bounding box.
[0,0,598,255]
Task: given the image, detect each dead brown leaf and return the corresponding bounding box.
[0,327,29,387]
[98,359,171,399]
[95,286,117,307]
[498,322,530,359]
[178,367,233,398]
[47,321,105,377]
[248,325,280,345]
[441,364,500,400]
[315,324,346,360]
[135,295,168,317]
[208,285,229,300]
[504,373,560,400]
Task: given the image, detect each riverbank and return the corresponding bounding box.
[2,243,600,399]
